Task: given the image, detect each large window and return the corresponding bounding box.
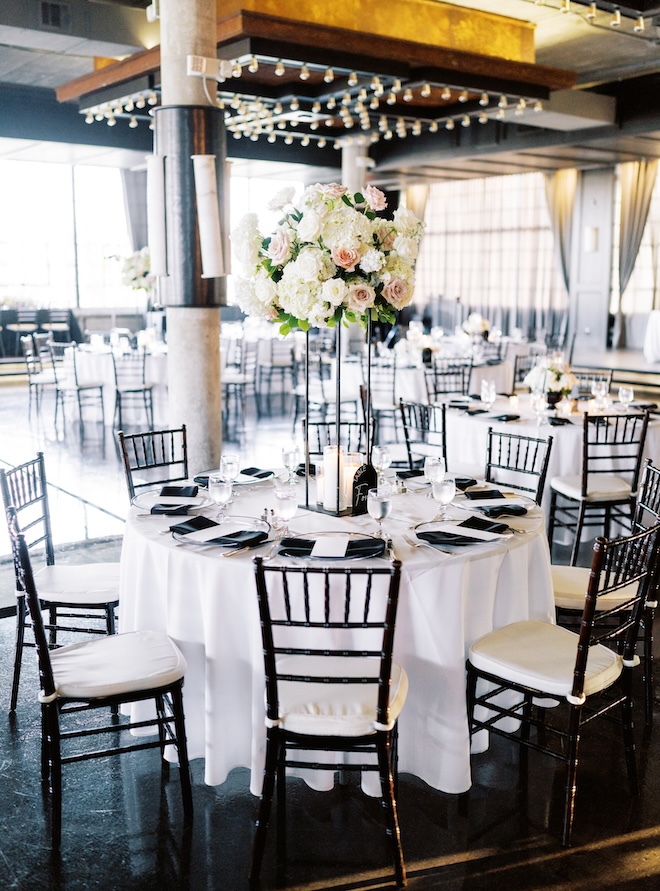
[0,160,132,310]
[415,172,566,334]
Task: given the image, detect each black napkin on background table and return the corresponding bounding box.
[486,358,501,366]
[633,403,658,410]
[481,504,528,518]
[465,408,489,416]
[278,537,385,558]
[296,463,317,477]
[548,416,573,426]
[417,531,479,547]
[206,530,268,548]
[464,488,505,500]
[397,469,425,479]
[160,484,198,497]
[458,515,510,535]
[241,467,273,479]
[490,413,520,423]
[454,477,477,491]
[150,504,191,516]
[193,474,209,487]
[169,515,218,534]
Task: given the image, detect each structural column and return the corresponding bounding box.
[157,0,225,474]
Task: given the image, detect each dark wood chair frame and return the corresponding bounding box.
[467,523,660,847]
[249,557,406,888]
[485,427,553,505]
[399,400,447,471]
[424,357,472,400]
[116,425,189,501]
[0,453,118,712]
[112,348,154,430]
[49,342,105,432]
[6,507,192,849]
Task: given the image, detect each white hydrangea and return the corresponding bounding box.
[230,213,263,277]
[359,249,385,274]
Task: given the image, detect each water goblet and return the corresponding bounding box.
[273,487,298,537]
[367,487,392,539]
[371,445,392,486]
[618,386,634,412]
[220,452,240,498]
[282,441,301,484]
[481,379,496,411]
[531,390,547,426]
[423,456,445,496]
[208,474,232,520]
[431,477,456,522]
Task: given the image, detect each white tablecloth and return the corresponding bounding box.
[119,483,554,796]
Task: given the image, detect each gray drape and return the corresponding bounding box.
[544,168,578,296]
[121,169,149,252]
[615,159,658,346]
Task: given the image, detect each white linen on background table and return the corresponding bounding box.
[119,482,554,796]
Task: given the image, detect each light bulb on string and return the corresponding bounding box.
[318,136,327,148]
[478,111,488,124]
[386,92,396,105]
[479,93,489,106]
[310,121,319,130]
[610,8,621,27]
[124,99,134,112]
[429,120,439,133]
[136,95,146,109]
[561,0,570,13]
[301,134,310,146]
[534,100,543,113]
[107,115,116,127]
[586,2,596,19]
[634,15,645,32]
[290,97,299,111]
[232,62,242,78]
[284,133,294,145]
[370,97,380,109]
[323,68,334,83]
[384,129,393,140]
[515,98,527,115]
[275,60,285,76]
[403,88,413,102]
[327,96,336,109]
[274,102,283,114]
[348,71,358,86]
[412,120,422,135]
[495,107,505,120]
[85,111,94,124]
[421,83,431,98]
[498,95,508,109]
[299,64,310,81]
[267,132,276,143]
[248,56,259,73]
[148,92,158,105]
[129,116,138,128]
[441,86,451,100]
[458,90,469,103]
[461,115,470,127]
[445,118,455,130]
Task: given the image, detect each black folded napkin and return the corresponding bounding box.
[465,408,489,416]
[206,530,268,548]
[490,414,520,423]
[459,515,509,535]
[193,474,209,487]
[548,416,572,426]
[151,504,191,516]
[464,488,505,500]
[296,462,317,477]
[447,400,470,408]
[468,394,482,401]
[160,484,198,497]
[481,504,528,518]
[454,477,477,491]
[633,403,658,410]
[169,515,218,534]
[278,537,385,558]
[397,469,425,480]
[241,467,273,479]
[417,531,479,547]
[486,358,501,366]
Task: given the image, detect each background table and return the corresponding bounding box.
[119,482,554,796]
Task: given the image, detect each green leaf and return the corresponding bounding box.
[341,194,353,207]
[299,319,310,332]
[354,191,365,204]
[327,317,336,328]
[279,323,291,336]
[370,308,378,321]
[365,211,376,221]
[344,310,356,323]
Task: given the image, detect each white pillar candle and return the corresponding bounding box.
[341,452,363,511]
[323,446,345,512]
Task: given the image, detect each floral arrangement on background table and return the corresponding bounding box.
[121,246,155,293]
[230,183,425,335]
[462,312,490,339]
[524,356,577,401]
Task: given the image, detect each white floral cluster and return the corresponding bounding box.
[462,312,490,336]
[230,183,425,332]
[121,246,155,292]
[524,357,577,395]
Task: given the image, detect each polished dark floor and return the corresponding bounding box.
[2,374,660,890]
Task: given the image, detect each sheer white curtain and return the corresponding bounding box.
[415,173,566,336]
[544,168,578,295]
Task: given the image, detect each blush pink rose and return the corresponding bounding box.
[267,228,291,265]
[382,278,410,309]
[377,223,397,250]
[331,245,360,272]
[363,184,388,212]
[346,283,376,313]
[319,183,348,199]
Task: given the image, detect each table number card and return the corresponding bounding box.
[352,464,377,515]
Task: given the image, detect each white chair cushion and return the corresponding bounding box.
[49,630,186,700]
[469,619,622,700]
[274,655,408,736]
[552,564,639,611]
[550,474,632,502]
[27,563,120,604]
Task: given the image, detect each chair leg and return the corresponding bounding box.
[570,502,587,567]
[547,491,558,560]
[621,668,639,795]
[105,604,117,636]
[10,596,27,712]
[644,607,654,726]
[170,684,193,819]
[376,732,406,887]
[465,662,477,737]
[43,703,63,849]
[561,705,582,847]
[249,729,279,886]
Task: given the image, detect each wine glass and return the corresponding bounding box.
[618,386,634,412]
[220,452,240,498]
[591,378,609,410]
[273,487,298,537]
[481,379,496,411]
[531,390,547,426]
[431,477,456,521]
[282,441,301,484]
[367,487,392,539]
[424,456,445,496]
[371,445,392,486]
[208,474,232,520]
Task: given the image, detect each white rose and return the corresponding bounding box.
[291,247,325,282]
[296,211,323,243]
[321,278,347,307]
[393,234,419,264]
[267,186,295,210]
[254,277,277,305]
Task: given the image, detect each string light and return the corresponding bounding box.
[248,56,259,73]
[317,137,327,148]
[107,114,116,127]
[290,97,299,111]
[386,92,397,105]
[445,118,455,130]
[610,7,621,27]
[301,134,310,146]
[274,101,283,114]
[299,64,310,81]
[478,111,488,124]
[274,60,285,76]
[420,82,431,98]
[147,92,158,105]
[495,107,505,120]
[441,86,451,101]
[348,71,358,86]
[534,100,543,113]
[429,120,439,133]
[586,2,596,20]
[634,15,645,32]
[129,116,138,128]
[479,93,489,106]
[124,99,134,112]
[458,90,469,103]
[323,68,334,83]
[136,95,146,109]
[326,96,336,109]
[384,129,393,140]
[370,97,380,110]
[461,115,471,127]
[312,101,321,113]
[284,133,294,145]
[231,62,242,78]
[498,95,509,109]
[561,0,570,13]
[403,88,413,102]
[392,79,402,93]
[515,98,527,115]
[85,111,94,124]
[267,132,276,143]
[412,120,422,135]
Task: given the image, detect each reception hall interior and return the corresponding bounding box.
[3,1,660,889]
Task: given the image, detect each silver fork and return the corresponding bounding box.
[403,533,455,557]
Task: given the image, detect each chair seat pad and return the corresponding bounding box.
[274,655,408,736]
[552,564,639,611]
[50,630,186,700]
[30,563,120,604]
[469,619,622,700]
[550,474,632,502]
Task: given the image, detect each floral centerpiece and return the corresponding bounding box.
[462,312,490,339]
[524,356,577,402]
[121,246,155,293]
[230,183,425,335]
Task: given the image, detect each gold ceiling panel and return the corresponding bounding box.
[217,0,535,64]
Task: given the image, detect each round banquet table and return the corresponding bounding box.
[441,393,660,515]
[119,478,554,797]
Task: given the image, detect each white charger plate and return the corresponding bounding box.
[131,488,213,512]
[172,515,270,546]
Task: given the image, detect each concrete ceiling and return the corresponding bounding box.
[1,0,660,183]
